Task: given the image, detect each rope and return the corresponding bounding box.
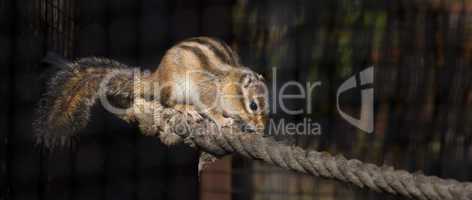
[129,98,472,200]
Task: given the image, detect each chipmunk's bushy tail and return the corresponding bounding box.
[34,53,135,148]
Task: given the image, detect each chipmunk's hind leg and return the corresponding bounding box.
[159,85,177,107]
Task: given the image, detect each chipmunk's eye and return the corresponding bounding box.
[250,101,258,111]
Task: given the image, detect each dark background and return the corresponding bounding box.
[0,0,471,200]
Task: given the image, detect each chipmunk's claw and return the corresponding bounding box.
[174,104,203,121]
[186,110,203,121]
[220,117,235,128]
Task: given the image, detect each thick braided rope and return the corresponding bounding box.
[129,99,472,200]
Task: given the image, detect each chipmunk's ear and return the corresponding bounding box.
[257,73,264,80]
[240,72,267,92]
[241,73,252,88]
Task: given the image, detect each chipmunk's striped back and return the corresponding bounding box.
[162,37,242,76]
[182,37,240,67]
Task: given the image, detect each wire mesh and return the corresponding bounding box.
[1,0,471,200]
[33,0,77,58]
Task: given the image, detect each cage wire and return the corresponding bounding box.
[33,0,77,58]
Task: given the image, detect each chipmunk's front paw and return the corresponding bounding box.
[185,109,204,121]
[174,104,203,121]
[220,117,235,128]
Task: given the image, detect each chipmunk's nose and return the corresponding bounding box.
[241,123,257,132]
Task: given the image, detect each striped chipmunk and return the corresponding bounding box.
[147,37,269,145]
[34,37,268,148]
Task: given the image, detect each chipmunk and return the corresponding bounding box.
[35,38,267,174]
[35,37,268,150]
[148,37,268,145]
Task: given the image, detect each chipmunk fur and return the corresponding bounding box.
[35,37,268,148]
